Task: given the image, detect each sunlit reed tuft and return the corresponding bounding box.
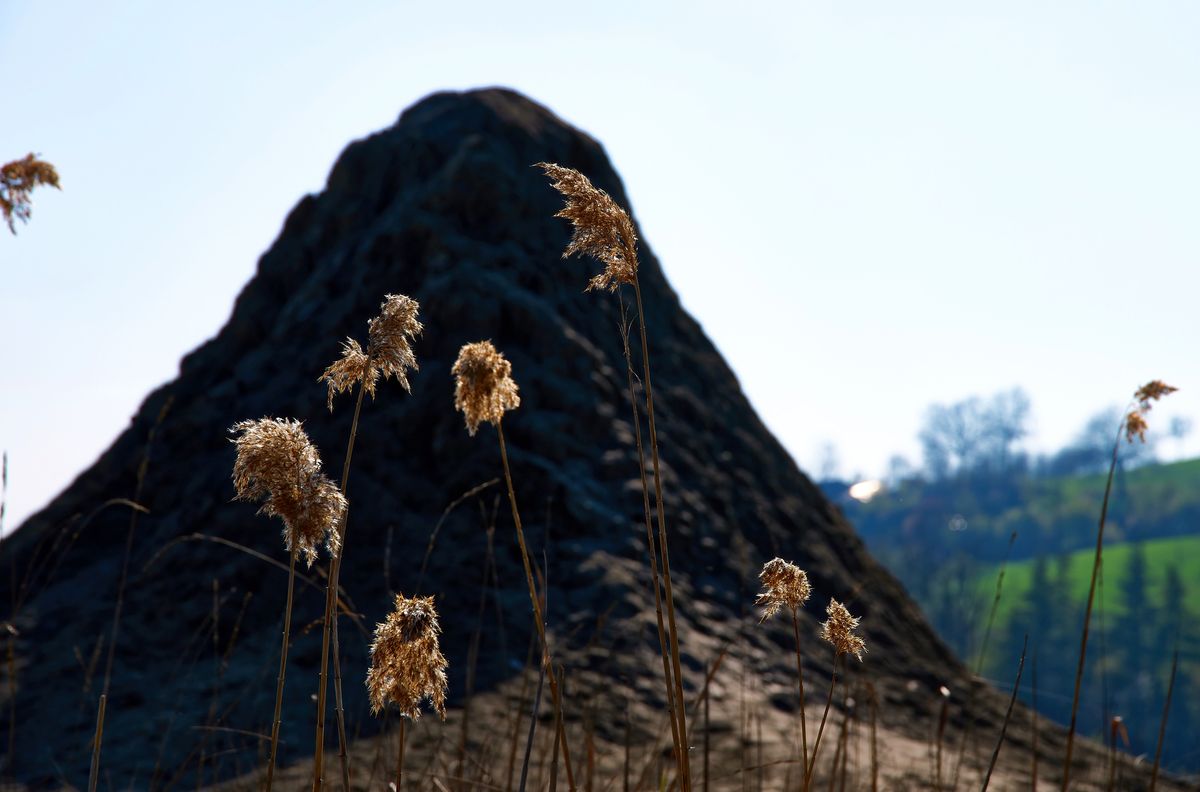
[537,163,638,292]
[1125,380,1178,443]
[755,558,812,623]
[1,153,60,233]
[230,418,346,566]
[367,594,448,720]
[452,341,521,436]
[321,294,423,410]
[820,599,867,662]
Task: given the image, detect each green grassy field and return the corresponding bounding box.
[974,533,1200,629]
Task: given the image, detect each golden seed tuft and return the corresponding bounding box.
[538,162,639,292]
[321,294,422,410]
[230,418,346,566]
[366,594,448,720]
[755,558,812,623]
[1,154,60,234]
[452,341,520,436]
[1125,379,1178,444]
[820,598,867,662]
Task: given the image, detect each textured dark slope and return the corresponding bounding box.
[2,88,1100,788]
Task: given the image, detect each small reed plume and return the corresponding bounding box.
[368,595,448,792]
[452,340,574,787]
[230,418,345,791]
[756,558,812,623]
[314,294,422,791]
[1061,379,1177,791]
[367,595,448,719]
[231,418,346,566]
[819,599,866,663]
[321,293,423,410]
[806,599,866,791]
[541,161,691,790]
[452,340,520,435]
[756,558,813,781]
[1,153,60,234]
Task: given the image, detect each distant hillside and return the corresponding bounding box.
[830,457,1200,772]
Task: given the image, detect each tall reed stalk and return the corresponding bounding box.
[263,547,298,792]
[1061,380,1175,790]
[314,366,368,791]
[316,294,422,790]
[231,418,347,792]
[754,557,812,782]
[618,296,683,775]
[805,599,866,792]
[540,162,691,789]
[453,340,575,788]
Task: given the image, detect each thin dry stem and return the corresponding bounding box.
[263,546,299,792]
[981,636,1027,792]
[87,694,107,792]
[1149,647,1178,792]
[496,423,575,790]
[617,295,683,780]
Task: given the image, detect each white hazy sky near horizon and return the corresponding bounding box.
[1,1,1197,531]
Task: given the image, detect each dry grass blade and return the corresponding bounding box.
[1149,647,1178,792]
[87,694,107,792]
[981,635,1027,792]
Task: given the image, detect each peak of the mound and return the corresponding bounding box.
[1,88,1073,787]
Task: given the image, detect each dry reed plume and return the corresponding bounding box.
[314,293,422,791]
[756,558,812,623]
[451,340,520,435]
[322,293,423,410]
[231,417,346,791]
[1061,379,1177,791]
[366,595,448,719]
[820,599,866,663]
[540,161,691,790]
[231,418,347,566]
[1,153,60,233]
[537,163,638,291]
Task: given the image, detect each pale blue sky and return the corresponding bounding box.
[2,2,1197,530]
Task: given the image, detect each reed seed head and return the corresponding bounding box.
[755,557,812,623]
[1125,379,1178,443]
[538,162,639,292]
[230,418,346,566]
[1,154,60,234]
[366,594,448,720]
[820,598,867,662]
[452,340,520,436]
[321,294,422,410]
